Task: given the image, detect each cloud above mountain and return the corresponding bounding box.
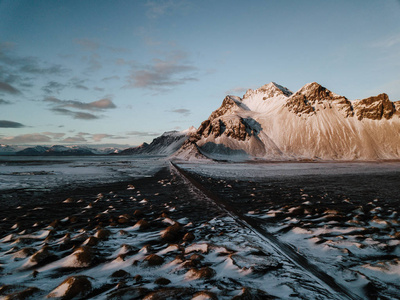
[125,51,197,91]
[44,97,117,120]
[0,81,21,94]
[0,120,25,128]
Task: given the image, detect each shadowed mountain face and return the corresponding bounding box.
[176,82,400,161]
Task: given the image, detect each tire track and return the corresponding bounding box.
[170,161,363,300]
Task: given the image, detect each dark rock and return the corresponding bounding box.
[133,210,144,217]
[354,93,395,120]
[4,287,40,300]
[111,269,130,278]
[143,254,164,266]
[154,277,171,285]
[69,246,94,267]
[186,266,215,280]
[192,291,218,300]
[182,232,195,242]
[135,219,150,231]
[84,236,99,246]
[142,287,194,300]
[13,247,36,259]
[29,246,53,265]
[95,228,111,240]
[231,287,276,299]
[161,223,183,242]
[47,276,92,299]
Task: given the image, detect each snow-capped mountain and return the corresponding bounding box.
[176,82,400,161]
[0,144,21,155]
[120,128,196,156]
[12,145,121,156]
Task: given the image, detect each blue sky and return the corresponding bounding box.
[1,0,400,146]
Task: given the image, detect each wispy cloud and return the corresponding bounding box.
[169,108,191,116]
[0,81,21,94]
[0,99,12,105]
[42,132,66,139]
[0,130,127,145]
[0,120,25,128]
[371,34,400,48]
[69,77,89,90]
[0,133,51,144]
[74,38,100,51]
[62,132,126,143]
[102,75,120,81]
[62,135,88,143]
[145,0,190,19]
[92,133,126,142]
[44,96,117,120]
[0,42,70,95]
[42,81,67,94]
[126,51,197,91]
[127,131,160,137]
[51,108,100,120]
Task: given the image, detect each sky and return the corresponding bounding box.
[1,0,400,147]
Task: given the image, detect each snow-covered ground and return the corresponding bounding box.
[177,161,400,299]
[177,161,400,180]
[0,155,166,191]
[0,159,399,298]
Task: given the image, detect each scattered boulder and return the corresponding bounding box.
[134,219,150,231]
[47,276,92,299]
[83,236,99,246]
[65,246,94,268]
[143,287,195,300]
[185,267,215,280]
[95,228,111,240]
[3,286,40,300]
[231,287,276,299]
[143,254,164,266]
[160,223,183,242]
[111,269,130,278]
[230,254,282,273]
[182,232,195,242]
[29,246,54,266]
[13,247,36,259]
[192,291,218,300]
[154,277,171,286]
[133,210,144,218]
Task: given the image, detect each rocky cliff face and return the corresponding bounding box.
[178,81,400,161]
[353,93,395,120]
[285,82,353,117]
[197,116,255,141]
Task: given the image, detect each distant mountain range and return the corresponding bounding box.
[0,144,121,156]
[3,82,400,161]
[0,128,195,157]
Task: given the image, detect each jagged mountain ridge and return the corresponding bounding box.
[176,82,400,161]
[10,145,121,156]
[119,128,196,156]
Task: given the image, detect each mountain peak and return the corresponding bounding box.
[295,82,342,101]
[244,82,292,99]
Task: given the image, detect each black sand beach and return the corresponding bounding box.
[0,163,399,299]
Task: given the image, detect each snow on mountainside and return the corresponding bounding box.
[0,144,21,155]
[120,128,196,156]
[10,145,121,156]
[176,82,400,161]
